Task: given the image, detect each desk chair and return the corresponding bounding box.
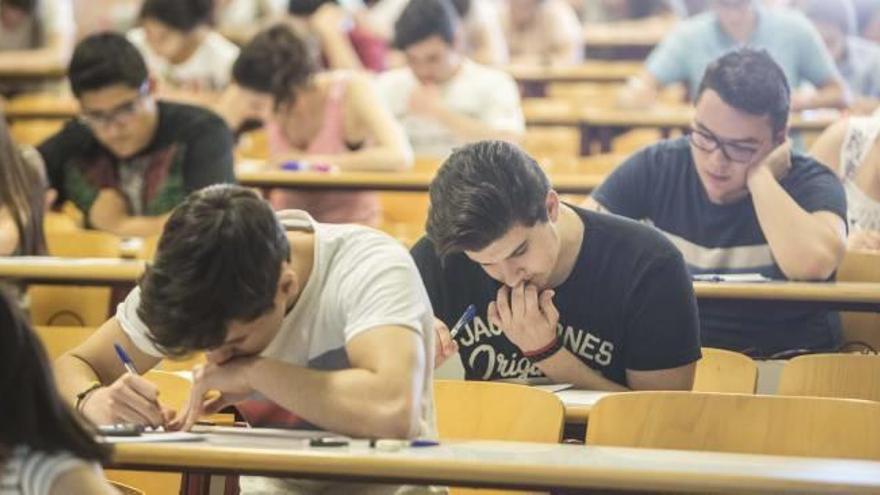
[28,230,122,327]
[692,347,758,394]
[778,354,880,402]
[523,126,581,158]
[9,119,64,146]
[435,380,565,495]
[586,391,880,460]
[434,380,565,442]
[837,249,880,351]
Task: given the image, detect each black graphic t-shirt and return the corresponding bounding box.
[411,206,702,386]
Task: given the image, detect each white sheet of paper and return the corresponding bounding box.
[692,273,772,283]
[532,383,574,393]
[99,431,205,444]
[554,389,613,407]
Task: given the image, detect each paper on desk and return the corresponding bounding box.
[554,389,612,407]
[99,431,205,444]
[532,383,574,393]
[692,273,772,283]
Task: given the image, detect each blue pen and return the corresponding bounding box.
[448,304,476,339]
[114,343,139,375]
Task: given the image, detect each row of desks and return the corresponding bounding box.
[107,429,880,493]
[3,257,879,311]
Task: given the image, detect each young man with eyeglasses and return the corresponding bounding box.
[584,48,848,357]
[37,32,235,237]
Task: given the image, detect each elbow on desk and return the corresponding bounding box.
[780,250,842,281]
[367,395,420,439]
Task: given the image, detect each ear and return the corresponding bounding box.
[43,188,57,212]
[277,264,300,303]
[546,190,560,223]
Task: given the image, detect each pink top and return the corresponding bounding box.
[266,74,381,225]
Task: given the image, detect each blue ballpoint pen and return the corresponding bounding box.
[114,342,139,375]
[448,304,477,339]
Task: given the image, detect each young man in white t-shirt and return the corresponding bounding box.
[376,0,524,157]
[53,185,436,490]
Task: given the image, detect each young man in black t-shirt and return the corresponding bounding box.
[585,48,848,357]
[411,140,700,390]
[38,33,235,238]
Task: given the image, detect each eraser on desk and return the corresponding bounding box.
[373,439,407,452]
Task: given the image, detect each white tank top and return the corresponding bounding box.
[839,116,880,231]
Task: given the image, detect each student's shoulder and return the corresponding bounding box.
[787,152,846,187]
[322,222,412,264]
[462,59,517,87]
[157,101,230,137]
[204,30,241,56]
[624,137,691,170]
[577,205,681,259]
[38,118,94,155]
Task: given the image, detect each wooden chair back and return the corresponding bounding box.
[433,380,564,442]
[837,249,880,351]
[586,391,880,460]
[693,347,757,393]
[778,353,880,402]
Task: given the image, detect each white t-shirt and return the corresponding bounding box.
[0,446,95,495]
[215,0,288,30]
[127,28,240,91]
[376,58,524,157]
[116,210,437,439]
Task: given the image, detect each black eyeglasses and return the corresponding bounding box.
[688,126,761,164]
[78,83,150,129]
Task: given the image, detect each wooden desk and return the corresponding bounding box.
[525,104,839,155]
[582,20,674,60]
[507,61,641,97]
[4,94,77,120]
[109,431,880,493]
[0,257,145,285]
[236,168,606,195]
[693,281,880,312]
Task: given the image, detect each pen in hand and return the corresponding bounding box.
[114,343,139,375]
[448,304,476,339]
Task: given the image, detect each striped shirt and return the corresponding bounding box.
[593,137,848,356]
[1,446,92,495]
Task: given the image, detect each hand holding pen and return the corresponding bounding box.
[433,304,476,369]
[77,343,172,429]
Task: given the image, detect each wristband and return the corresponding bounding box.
[523,337,564,363]
[75,381,102,412]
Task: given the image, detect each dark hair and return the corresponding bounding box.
[0,117,46,256]
[68,32,148,97]
[138,185,291,356]
[803,0,856,35]
[393,0,460,50]
[139,0,214,32]
[0,289,110,463]
[232,24,316,107]
[695,48,791,136]
[2,0,36,14]
[449,0,471,17]
[426,141,550,257]
[288,0,335,16]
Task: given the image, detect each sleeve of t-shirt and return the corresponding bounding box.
[623,252,702,371]
[181,114,236,192]
[409,236,449,320]
[41,0,75,41]
[786,159,848,222]
[336,234,434,342]
[36,121,79,207]
[644,27,689,85]
[590,148,653,219]
[18,449,97,495]
[794,16,840,87]
[482,73,525,133]
[115,286,166,358]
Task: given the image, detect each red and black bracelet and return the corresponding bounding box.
[523,337,564,363]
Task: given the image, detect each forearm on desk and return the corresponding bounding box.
[535,349,629,392]
[430,106,523,144]
[246,358,421,439]
[55,353,106,407]
[749,167,845,280]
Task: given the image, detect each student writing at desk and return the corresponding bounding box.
[53,185,436,494]
[585,49,848,357]
[413,141,700,391]
[36,33,235,238]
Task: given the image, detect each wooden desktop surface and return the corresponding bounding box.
[0,257,145,284]
[109,432,880,493]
